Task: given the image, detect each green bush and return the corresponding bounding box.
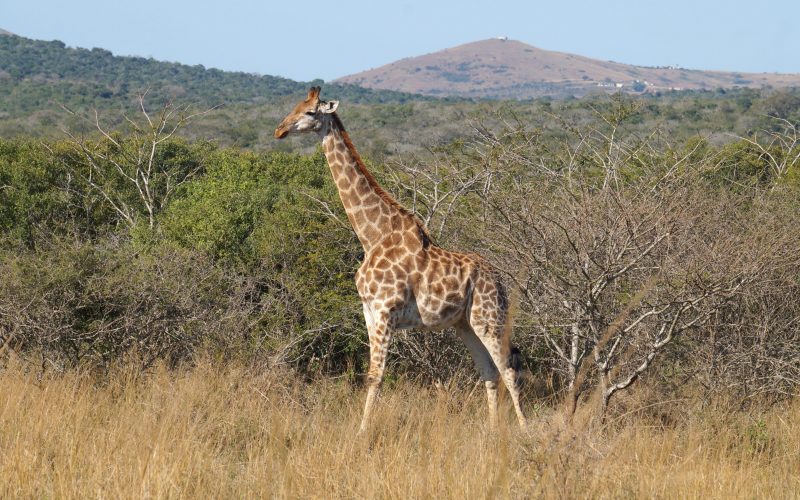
[0,139,75,244]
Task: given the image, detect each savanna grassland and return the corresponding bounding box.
[2,32,800,499]
[1,359,799,499]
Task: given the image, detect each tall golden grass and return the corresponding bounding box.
[1,358,797,499]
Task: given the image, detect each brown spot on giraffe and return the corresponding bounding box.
[274,86,527,433]
[363,205,381,222]
[355,181,371,197]
[383,246,403,262]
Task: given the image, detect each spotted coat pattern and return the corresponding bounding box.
[275,87,527,432]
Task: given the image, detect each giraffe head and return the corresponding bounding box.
[274,86,339,139]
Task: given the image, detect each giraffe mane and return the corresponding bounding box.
[332,113,435,246]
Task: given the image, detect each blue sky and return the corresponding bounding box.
[3,0,799,82]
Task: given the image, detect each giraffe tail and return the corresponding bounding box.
[502,286,527,388]
[508,344,528,390]
[509,345,523,373]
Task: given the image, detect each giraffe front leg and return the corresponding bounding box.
[359,304,392,434]
[485,380,499,429]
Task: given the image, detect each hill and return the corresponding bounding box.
[335,38,800,99]
[0,33,428,116]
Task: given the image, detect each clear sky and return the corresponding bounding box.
[3,0,799,82]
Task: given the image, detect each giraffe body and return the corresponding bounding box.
[275,87,527,432]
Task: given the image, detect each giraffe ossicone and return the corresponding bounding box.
[275,86,527,432]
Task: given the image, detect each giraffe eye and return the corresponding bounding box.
[305,111,316,116]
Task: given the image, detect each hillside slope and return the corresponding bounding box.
[335,38,800,99]
[0,34,427,117]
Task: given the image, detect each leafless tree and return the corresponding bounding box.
[386,149,498,242]
[450,100,786,416]
[60,91,218,229]
[736,116,800,183]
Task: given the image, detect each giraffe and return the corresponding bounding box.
[275,87,527,432]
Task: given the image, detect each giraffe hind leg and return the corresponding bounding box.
[471,321,528,429]
[456,324,500,428]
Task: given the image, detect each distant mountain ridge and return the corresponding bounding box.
[335,38,800,99]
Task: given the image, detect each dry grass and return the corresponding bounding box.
[1,359,798,499]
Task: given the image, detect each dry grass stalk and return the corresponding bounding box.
[1,359,797,499]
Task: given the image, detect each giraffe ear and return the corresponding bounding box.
[306,86,321,102]
[320,100,339,114]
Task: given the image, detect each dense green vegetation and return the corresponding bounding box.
[1,89,798,407]
[0,137,366,371]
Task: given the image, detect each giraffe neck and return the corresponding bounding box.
[320,114,415,253]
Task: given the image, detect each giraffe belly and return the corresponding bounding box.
[382,296,464,330]
[390,295,465,330]
[391,300,425,330]
[420,299,467,329]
